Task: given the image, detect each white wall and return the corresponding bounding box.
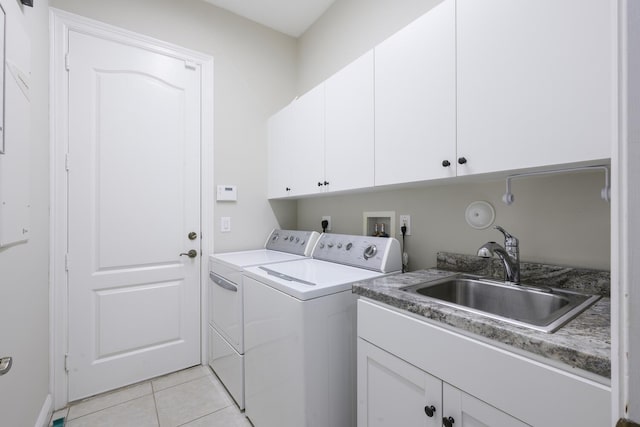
[0,1,51,425]
[295,0,611,271]
[298,0,442,94]
[50,0,299,252]
[298,173,610,271]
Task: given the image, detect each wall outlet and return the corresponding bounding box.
[321,216,331,231]
[399,215,411,236]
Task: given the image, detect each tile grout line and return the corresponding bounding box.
[65,394,155,425]
[174,405,228,427]
[64,367,214,425]
[152,385,162,427]
[66,383,154,421]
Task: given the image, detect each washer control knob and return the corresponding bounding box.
[328,242,334,248]
[319,243,325,249]
[296,237,300,243]
[363,245,377,260]
[272,234,279,241]
[337,243,343,249]
[300,240,305,245]
[346,243,353,251]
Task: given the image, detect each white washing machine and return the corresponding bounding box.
[243,233,402,427]
[208,229,320,409]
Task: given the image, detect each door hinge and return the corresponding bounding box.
[65,153,70,171]
[64,354,70,373]
[184,60,197,70]
[65,253,70,271]
[65,53,70,71]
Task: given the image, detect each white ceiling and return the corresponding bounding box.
[202,0,337,37]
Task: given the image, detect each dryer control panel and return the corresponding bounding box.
[312,233,402,273]
[264,229,320,256]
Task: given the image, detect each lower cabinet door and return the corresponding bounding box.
[357,338,442,427]
[442,383,530,427]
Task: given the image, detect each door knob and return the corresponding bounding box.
[180,250,198,258]
[0,357,13,376]
[188,232,198,240]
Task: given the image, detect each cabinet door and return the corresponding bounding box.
[374,0,456,186]
[357,338,442,427]
[267,103,294,198]
[456,0,614,176]
[442,383,530,427]
[325,50,374,192]
[291,84,325,196]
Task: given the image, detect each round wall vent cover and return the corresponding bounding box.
[465,201,495,230]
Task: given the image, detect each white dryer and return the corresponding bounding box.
[208,229,320,409]
[243,233,401,427]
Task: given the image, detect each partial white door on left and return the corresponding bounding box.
[66,30,201,400]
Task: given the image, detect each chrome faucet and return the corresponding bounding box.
[477,226,520,284]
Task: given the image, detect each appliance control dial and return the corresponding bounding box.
[300,240,305,245]
[346,242,353,250]
[337,243,343,249]
[319,243,325,249]
[328,242,334,248]
[272,234,279,241]
[363,245,377,260]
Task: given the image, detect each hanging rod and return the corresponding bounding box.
[502,165,610,205]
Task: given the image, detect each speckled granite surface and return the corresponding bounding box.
[353,265,611,379]
[437,252,611,297]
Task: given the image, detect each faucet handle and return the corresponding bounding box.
[494,225,518,247]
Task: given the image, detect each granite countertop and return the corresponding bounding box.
[353,255,611,379]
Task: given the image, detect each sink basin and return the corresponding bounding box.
[401,275,601,333]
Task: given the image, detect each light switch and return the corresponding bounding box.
[221,217,231,232]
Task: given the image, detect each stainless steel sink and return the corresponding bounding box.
[401,275,601,333]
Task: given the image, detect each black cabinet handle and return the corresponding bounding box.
[443,416,455,427]
[285,187,291,192]
[442,160,451,167]
[424,405,436,417]
[457,157,467,165]
[324,181,330,186]
[318,182,323,187]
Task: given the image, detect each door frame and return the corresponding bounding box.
[49,8,214,409]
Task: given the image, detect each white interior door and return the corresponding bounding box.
[66,30,201,400]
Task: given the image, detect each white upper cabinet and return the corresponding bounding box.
[267,85,324,198]
[325,50,375,193]
[267,0,616,198]
[291,84,325,196]
[456,0,614,176]
[374,0,456,186]
[267,102,295,199]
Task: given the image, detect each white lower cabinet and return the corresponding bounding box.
[358,338,442,426]
[357,299,611,427]
[358,339,528,427]
[442,383,528,427]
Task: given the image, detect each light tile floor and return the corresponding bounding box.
[50,366,251,427]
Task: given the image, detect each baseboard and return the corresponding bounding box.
[35,394,53,427]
